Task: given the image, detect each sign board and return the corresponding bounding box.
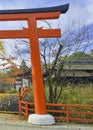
[23,78,28,87]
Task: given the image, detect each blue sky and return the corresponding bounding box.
[0,0,93,24]
[0,0,93,70]
[0,0,93,30]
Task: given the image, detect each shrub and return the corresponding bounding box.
[23,91,34,102]
[0,94,18,111]
[45,83,93,105]
[59,84,93,105]
[6,88,18,94]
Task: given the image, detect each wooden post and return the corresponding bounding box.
[66,104,69,122]
[26,102,28,118]
[18,88,22,114]
[27,17,46,115]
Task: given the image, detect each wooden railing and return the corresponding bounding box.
[19,100,93,123]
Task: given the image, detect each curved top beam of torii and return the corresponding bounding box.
[0,4,69,14]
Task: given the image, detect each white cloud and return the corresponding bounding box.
[84,0,93,24]
[65,3,92,25]
[56,0,93,27]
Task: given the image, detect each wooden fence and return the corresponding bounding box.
[19,100,93,123]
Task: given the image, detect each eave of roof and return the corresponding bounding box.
[0,4,69,14]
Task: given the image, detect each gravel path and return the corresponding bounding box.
[0,113,93,130]
[0,122,93,130]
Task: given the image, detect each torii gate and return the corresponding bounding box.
[0,4,69,125]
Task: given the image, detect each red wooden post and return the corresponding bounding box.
[66,104,69,122]
[27,17,46,114]
[26,102,28,118]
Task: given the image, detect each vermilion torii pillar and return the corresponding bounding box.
[0,4,69,125]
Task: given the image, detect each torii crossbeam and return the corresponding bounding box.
[0,4,69,125]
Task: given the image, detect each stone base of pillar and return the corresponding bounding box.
[28,114,55,125]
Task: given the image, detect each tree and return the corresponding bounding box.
[7,20,92,103]
[39,21,92,103]
[90,49,93,58]
[67,51,93,60]
[20,59,29,72]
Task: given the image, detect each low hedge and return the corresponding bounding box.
[0,94,18,111]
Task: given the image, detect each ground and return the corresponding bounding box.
[0,113,93,130]
[0,113,26,123]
